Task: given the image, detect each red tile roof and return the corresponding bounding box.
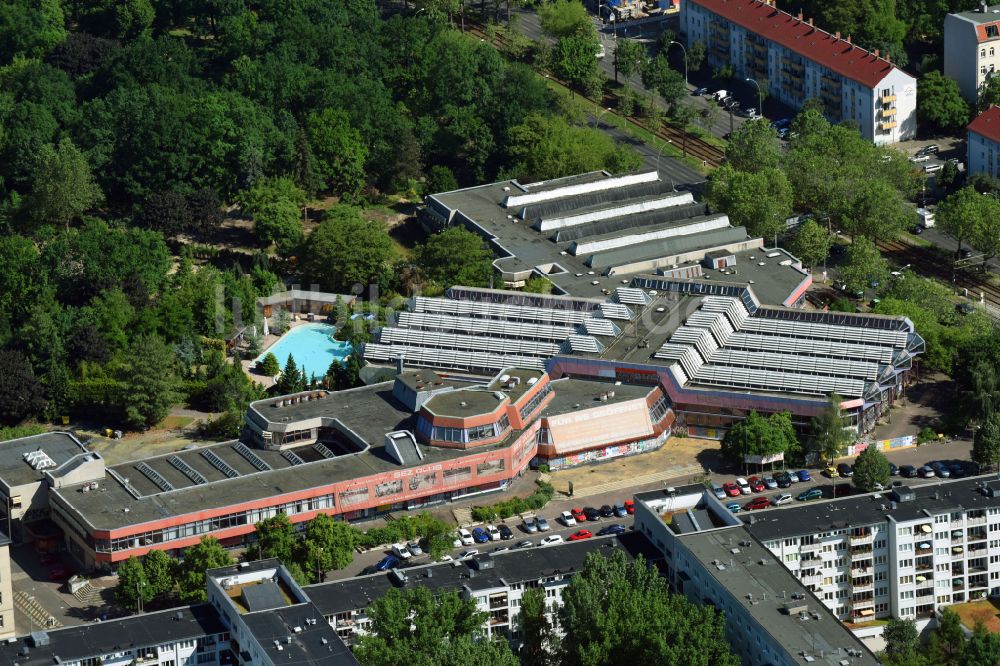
[975,23,1000,43]
[968,105,1000,143]
[689,0,904,88]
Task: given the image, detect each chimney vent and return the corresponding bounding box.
[807,17,813,25]
[835,31,840,39]
[847,34,852,44]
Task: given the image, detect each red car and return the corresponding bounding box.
[47,566,73,581]
[571,507,587,522]
[748,476,766,493]
[744,497,770,511]
[722,482,741,497]
[623,500,634,515]
[568,529,593,541]
[38,553,59,565]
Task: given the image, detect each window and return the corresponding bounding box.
[982,49,987,57]
[992,48,996,56]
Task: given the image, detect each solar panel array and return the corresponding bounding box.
[412,297,590,325]
[364,343,546,372]
[653,295,915,399]
[168,455,207,485]
[281,450,305,466]
[314,443,336,459]
[614,287,652,306]
[135,461,174,493]
[397,312,576,341]
[233,442,271,472]
[202,450,240,478]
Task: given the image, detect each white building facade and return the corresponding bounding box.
[944,2,1000,103]
[683,0,917,144]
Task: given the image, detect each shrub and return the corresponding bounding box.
[917,427,938,445]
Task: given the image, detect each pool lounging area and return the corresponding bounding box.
[256,323,352,376]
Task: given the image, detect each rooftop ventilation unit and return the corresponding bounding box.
[202,450,240,478]
[233,442,271,471]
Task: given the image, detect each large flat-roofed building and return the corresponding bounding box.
[743,477,1000,629]
[683,0,916,144]
[967,105,1000,178]
[632,486,880,665]
[421,170,784,295]
[944,2,1000,103]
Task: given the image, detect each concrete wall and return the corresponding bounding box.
[0,544,13,640]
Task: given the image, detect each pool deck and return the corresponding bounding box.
[241,318,329,388]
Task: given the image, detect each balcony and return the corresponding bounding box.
[821,88,841,103]
[951,519,965,529]
[711,23,730,36]
[969,577,989,590]
[851,565,871,577]
[801,542,821,554]
[953,579,965,589]
[915,543,932,555]
[852,580,874,592]
[821,74,842,88]
[489,596,508,610]
[801,573,823,586]
[851,596,875,609]
[850,532,874,545]
[967,530,987,542]
[968,515,987,526]
[879,121,897,131]
[881,107,897,117]
[880,94,897,104]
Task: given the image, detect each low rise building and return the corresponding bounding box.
[944,2,1000,103]
[967,105,1000,178]
[683,0,916,144]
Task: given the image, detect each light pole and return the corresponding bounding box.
[668,41,688,85]
[745,77,763,114]
[592,106,612,129]
[655,139,673,173]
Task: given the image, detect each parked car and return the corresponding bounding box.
[726,502,741,513]
[772,493,793,506]
[493,546,510,553]
[600,505,615,518]
[624,500,635,514]
[924,163,943,173]
[583,507,601,521]
[910,154,931,163]
[516,540,534,549]
[407,541,423,556]
[498,524,513,540]
[568,529,593,541]
[459,550,478,560]
[919,465,936,478]
[571,507,587,522]
[540,535,564,546]
[613,503,628,518]
[392,543,412,560]
[762,476,778,490]
[736,477,752,494]
[437,554,453,563]
[774,472,792,488]
[375,555,400,571]
[536,517,551,532]
[834,484,853,497]
[899,464,917,478]
[744,497,771,511]
[748,476,766,493]
[361,565,380,575]
[472,527,490,544]
[597,524,626,536]
[712,482,727,499]
[560,510,577,527]
[788,470,802,483]
[931,462,951,478]
[693,87,709,96]
[837,463,853,478]
[949,463,966,479]
[522,517,538,533]
[38,553,59,565]
[487,525,501,541]
[888,463,899,476]
[797,488,823,501]
[823,466,838,478]
[918,144,940,155]
[723,481,742,497]
[457,528,475,545]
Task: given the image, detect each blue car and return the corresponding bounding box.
[597,524,626,536]
[797,470,812,482]
[375,555,400,571]
[472,527,490,544]
[726,502,741,513]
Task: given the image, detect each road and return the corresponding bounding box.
[335,437,974,579]
[587,114,704,187]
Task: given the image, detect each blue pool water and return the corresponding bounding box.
[257,323,352,376]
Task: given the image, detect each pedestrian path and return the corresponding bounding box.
[14,590,62,630]
[563,463,704,500]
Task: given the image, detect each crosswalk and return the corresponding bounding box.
[14,590,62,630]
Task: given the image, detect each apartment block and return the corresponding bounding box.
[944,2,1000,103]
[682,0,917,144]
[745,478,1000,630]
[967,105,1000,178]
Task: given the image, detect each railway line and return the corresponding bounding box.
[465,23,725,168]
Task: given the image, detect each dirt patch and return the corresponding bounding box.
[951,600,1000,633]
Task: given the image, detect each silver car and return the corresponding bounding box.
[523,517,538,533]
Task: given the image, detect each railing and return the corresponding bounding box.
[951,519,964,529]
[880,94,897,103]
[849,533,874,545]
[967,531,987,542]
[968,516,987,526]
[801,574,822,586]
[801,542,822,553]
[881,107,897,117]
[880,121,897,131]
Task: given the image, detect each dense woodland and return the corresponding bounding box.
[0,0,641,434]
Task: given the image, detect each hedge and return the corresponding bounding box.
[470,480,555,523]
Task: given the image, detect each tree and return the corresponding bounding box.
[136,190,192,236]
[972,412,1000,472]
[276,354,304,395]
[917,71,970,134]
[0,0,67,61]
[724,119,782,173]
[853,445,890,491]
[977,76,1000,114]
[641,54,687,112]
[417,227,493,288]
[971,195,1000,266]
[142,549,176,599]
[115,556,153,612]
[253,198,303,255]
[519,587,554,666]
[552,33,600,94]
[788,218,833,268]
[114,0,155,40]
[327,354,363,391]
[254,513,298,563]
[613,38,645,84]
[258,352,280,377]
[537,0,592,38]
[721,411,798,467]
[927,608,966,666]
[25,138,104,230]
[425,165,458,194]
[300,206,395,293]
[838,237,888,295]
[558,550,738,666]
[177,537,233,602]
[354,586,517,666]
[303,513,356,574]
[0,350,46,426]
[937,187,990,257]
[937,159,960,192]
[838,179,910,242]
[882,617,920,664]
[121,335,182,429]
[964,624,1000,666]
[306,108,368,197]
[809,394,854,463]
[688,40,706,72]
[705,164,793,241]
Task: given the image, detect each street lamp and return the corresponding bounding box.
[655,139,673,172]
[745,77,763,114]
[592,106,613,129]
[668,41,688,85]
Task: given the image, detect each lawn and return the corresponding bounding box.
[951,599,1000,633]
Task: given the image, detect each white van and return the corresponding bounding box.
[595,43,606,59]
[916,207,935,228]
[713,89,728,102]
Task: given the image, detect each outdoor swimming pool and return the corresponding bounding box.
[256,323,352,376]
